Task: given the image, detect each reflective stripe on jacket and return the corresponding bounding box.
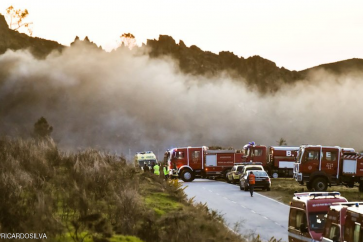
[248,174,256,185]
[154,165,160,175]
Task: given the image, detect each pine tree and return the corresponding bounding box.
[34,117,53,138]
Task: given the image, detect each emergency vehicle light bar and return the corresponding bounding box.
[294,192,341,199]
[310,192,341,199]
[331,202,363,207]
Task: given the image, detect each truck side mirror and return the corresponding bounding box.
[299,223,308,233]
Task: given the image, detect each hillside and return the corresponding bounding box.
[0,14,63,58]
[1,14,363,93]
[0,137,246,242]
[147,35,303,92]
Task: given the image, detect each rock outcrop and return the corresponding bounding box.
[1,13,363,93]
[147,35,303,92]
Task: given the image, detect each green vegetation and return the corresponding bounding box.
[0,137,248,242]
[262,178,363,204]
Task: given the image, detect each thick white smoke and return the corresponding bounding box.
[0,42,362,160]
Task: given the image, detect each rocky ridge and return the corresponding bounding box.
[1,14,363,92]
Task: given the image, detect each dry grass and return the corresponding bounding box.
[0,137,246,242]
[258,178,363,204]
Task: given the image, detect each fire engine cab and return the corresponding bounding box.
[164,146,243,182]
[322,202,363,242]
[242,142,299,178]
[293,145,362,191]
[288,192,347,242]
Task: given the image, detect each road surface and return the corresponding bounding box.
[183,179,289,242]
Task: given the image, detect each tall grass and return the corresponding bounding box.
[0,137,246,242]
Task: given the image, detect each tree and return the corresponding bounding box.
[277,138,287,146]
[120,33,136,49]
[5,5,33,36]
[34,117,53,138]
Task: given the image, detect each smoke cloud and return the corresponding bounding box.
[0,43,363,160]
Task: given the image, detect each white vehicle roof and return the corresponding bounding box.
[270,146,299,151]
[135,151,157,161]
[347,205,363,214]
[170,146,208,150]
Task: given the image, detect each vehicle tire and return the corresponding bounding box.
[240,184,243,190]
[180,170,194,182]
[359,182,363,192]
[244,183,248,191]
[233,179,239,184]
[312,177,328,191]
[227,176,231,183]
[306,182,313,190]
[267,187,271,191]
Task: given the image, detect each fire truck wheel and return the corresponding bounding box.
[312,177,328,191]
[306,182,313,190]
[180,170,194,182]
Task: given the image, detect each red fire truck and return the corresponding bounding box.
[288,192,347,242]
[164,147,243,182]
[242,142,299,178]
[322,202,363,242]
[293,145,361,192]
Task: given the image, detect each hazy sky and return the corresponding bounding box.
[1,0,363,71]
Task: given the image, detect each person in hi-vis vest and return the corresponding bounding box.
[248,171,256,197]
[163,164,169,180]
[153,163,160,176]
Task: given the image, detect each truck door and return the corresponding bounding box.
[288,208,309,242]
[188,148,203,170]
[299,148,320,174]
[321,148,338,177]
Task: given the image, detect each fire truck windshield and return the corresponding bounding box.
[308,212,327,231]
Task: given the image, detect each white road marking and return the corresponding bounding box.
[215,179,289,207]
[216,193,220,195]
[263,216,268,220]
[208,190,213,192]
[240,205,246,208]
[223,197,228,200]
[251,210,256,213]
[231,201,236,203]
[254,192,289,207]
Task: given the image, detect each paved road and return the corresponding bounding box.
[183,179,289,242]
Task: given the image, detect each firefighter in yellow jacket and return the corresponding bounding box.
[163,164,169,180]
[153,163,160,176]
